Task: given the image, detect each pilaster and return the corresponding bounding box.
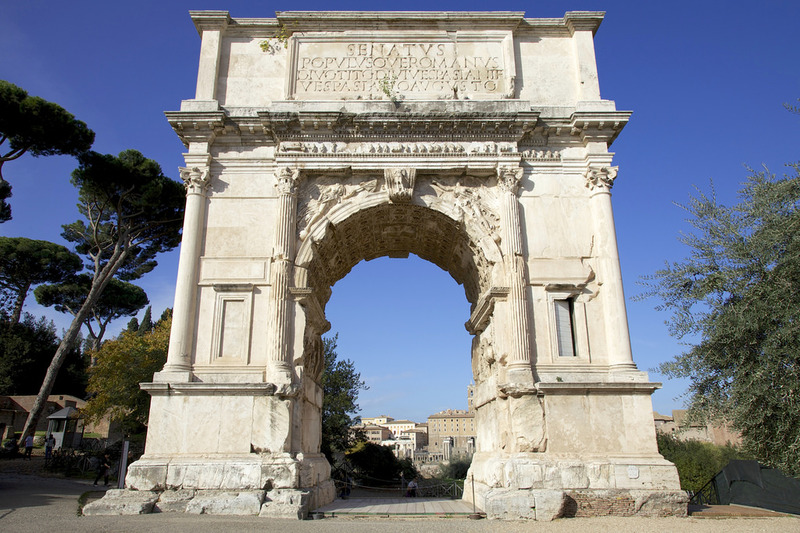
[497,164,535,383]
[267,167,301,384]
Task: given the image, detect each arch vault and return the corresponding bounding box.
[114,10,685,520]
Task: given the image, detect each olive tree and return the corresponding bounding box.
[641,163,800,475]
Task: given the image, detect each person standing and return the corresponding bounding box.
[23,434,34,460]
[44,434,55,459]
[406,478,418,497]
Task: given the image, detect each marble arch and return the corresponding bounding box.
[108,10,687,520]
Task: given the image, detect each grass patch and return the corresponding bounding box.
[77,490,92,516]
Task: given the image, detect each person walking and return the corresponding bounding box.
[94,454,112,486]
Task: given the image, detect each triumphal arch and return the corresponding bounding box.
[120,10,684,519]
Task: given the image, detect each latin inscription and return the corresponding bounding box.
[292,40,508,98]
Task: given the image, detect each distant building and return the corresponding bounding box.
[0,394,120,445]
[427,409,476,460]
[381,435,416,459]
[359,424,392,444]
[385,419,415,438]
[654,410,742,447]
[361,415,393,426]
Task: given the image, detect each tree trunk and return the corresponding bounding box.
[18,254,124,444]
[10,282,30,324]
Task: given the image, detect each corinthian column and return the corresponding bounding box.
[497,164,535,384]
[267,166,300,384]
[585,166,636,370]
[159,163,212,379]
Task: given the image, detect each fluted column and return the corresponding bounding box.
[160,163,212,378]
[585,166,636,370]
[497,164,535,383]
[267,166,300,384]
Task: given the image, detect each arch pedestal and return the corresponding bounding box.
[103,10,687,520]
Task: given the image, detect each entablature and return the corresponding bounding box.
[165,105,630,151]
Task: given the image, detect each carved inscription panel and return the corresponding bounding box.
[290,33,515,100]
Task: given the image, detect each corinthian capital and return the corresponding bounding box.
[179,167,211,195]
[275,166,300,195]
[584,166,618,192]
[497,164,523,194]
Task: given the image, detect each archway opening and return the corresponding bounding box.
[326,254,473,424]
[298,200,496,468]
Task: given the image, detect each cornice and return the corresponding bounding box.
[536,382,661,395]
[189,10,231,35]
[567,110,631,146]
[563,11,605,36]
[258,109,540,144]
[163,107,630,149]
[188,10,602,36]
[466,286,510,334]
[275,11,525,32]
[165,111,226,147]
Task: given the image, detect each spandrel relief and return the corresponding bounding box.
[297,175,380,239]
[423,176,501,244]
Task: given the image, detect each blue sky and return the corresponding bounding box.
[2,1,798,423]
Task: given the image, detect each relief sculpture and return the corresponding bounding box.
[297,175,380,239]
[427,177,501,243]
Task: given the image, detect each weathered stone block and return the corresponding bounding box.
[125,460,168,491]
[533,490,568,521]
[259,489,310,519]
[184,490,265,515]
[154,489,196,513]
[631,490,689,517]
[82,489,159,515]
[484,488,536,520]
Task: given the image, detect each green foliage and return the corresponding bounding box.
[0,80,94,221]
[259,22,292,53]
[125,317,139,333]
[19,149,184,443]
[63,149,185,281]
[138,306,153,335]
[82,311,171,434]
[0,237,82,323]
[346,441,404,485]
[657,433,747,492]
[321,334,368,461]
[398,457,419,480]
[642,161,800,475]
[439,457,472,480]
[35,274,148,351]
[0,313,85,396]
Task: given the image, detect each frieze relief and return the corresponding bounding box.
[279,141,560,160]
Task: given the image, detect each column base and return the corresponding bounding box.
[464,453,686,520]
[95,453,335,519]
